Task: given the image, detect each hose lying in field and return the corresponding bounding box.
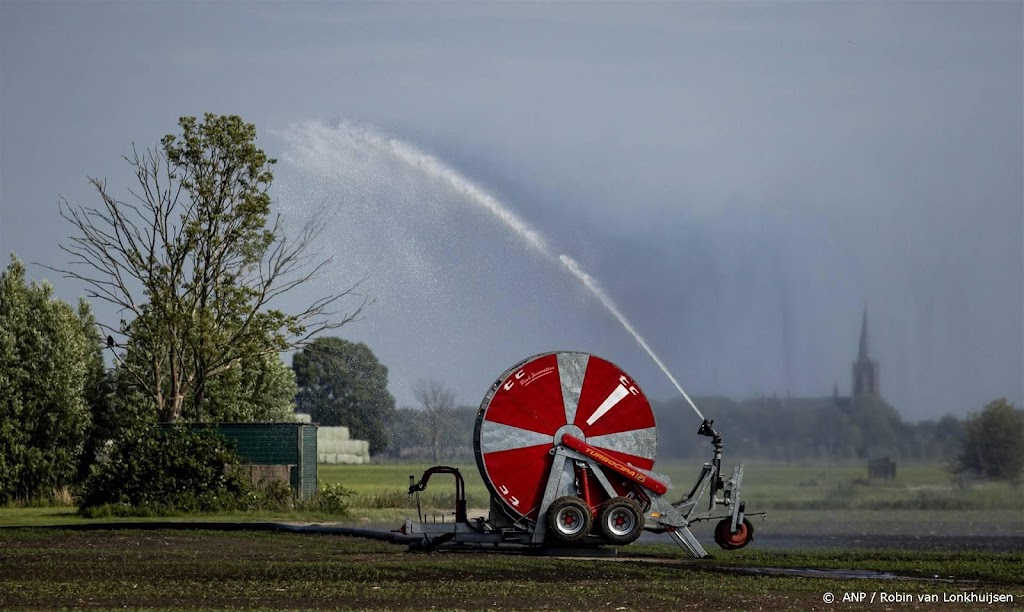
[0,521,422,545]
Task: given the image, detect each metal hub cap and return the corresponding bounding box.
[556,507,586,535]
[607,509,636,536]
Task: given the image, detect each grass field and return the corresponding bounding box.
[318,461,1024,534]
[1,529,1021,611]
[3,460,1023,532]
[320,460,1024,511]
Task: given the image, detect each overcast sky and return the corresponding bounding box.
[1,2,1021,422]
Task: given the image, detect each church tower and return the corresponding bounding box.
[852,308,880,398]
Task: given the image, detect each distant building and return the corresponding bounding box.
[851,308,880,398]
[868,456,896,481]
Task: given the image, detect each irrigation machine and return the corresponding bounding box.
[398,351,762,557]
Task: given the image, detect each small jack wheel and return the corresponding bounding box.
[597,497,644,545]
[714,517,754,550]
[546,496,593,543]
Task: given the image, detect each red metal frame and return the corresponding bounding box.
[561,434,669,496]
[576,463,597,515]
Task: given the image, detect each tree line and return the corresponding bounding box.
[651,394,1021,478]
[383,393,1022,483]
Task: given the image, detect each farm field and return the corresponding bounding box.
[321,461,1024,540]
[1,529,1021,611]
[3,461,1023,538]
[319,459,1024,511]
[1,461,1022,610]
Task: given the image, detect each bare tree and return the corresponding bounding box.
[47,114,366,421]
[412,379,456,462]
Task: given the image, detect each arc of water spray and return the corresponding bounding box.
[557,256,705,421]
[335,123,705,422]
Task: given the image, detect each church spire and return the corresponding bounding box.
[852,307,880,398]
[858,307,870,361]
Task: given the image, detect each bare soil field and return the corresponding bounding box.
[2,529,1022,611]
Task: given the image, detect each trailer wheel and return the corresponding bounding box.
[714,517,754,550]
[597,497,644,545]
[546,496,593,543]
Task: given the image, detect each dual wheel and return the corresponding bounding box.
[546,496,644,545]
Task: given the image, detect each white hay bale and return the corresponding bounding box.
[313,427,370,463]
[331,441,358,454]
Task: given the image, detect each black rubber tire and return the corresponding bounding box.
[546,496,593,543]
[596,497,645,545]
[714,517,755,550]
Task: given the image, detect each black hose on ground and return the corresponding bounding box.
[0,521,422,545]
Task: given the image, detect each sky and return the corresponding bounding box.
[1,1,1021,423]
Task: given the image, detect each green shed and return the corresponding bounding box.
[214,423,318,499]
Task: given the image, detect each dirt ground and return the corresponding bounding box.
[2,528,1022,611]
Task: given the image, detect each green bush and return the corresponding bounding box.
[310,483,353,516]
[252,479,295,512]
[78,425,252,515]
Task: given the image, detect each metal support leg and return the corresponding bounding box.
[531,454,571,544]
[667,527,708,558]
[730,464,744,532]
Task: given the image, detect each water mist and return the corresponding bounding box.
[283,120,705,422]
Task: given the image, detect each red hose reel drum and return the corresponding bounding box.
[473,352,658,523]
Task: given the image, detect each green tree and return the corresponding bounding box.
[74,300,116,480]
[198,352,297,422]
[101,310,297,426]
[51,114,365,422]
[0,256,94,503]
[293,337,395,454]
[954,398,1024,483]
